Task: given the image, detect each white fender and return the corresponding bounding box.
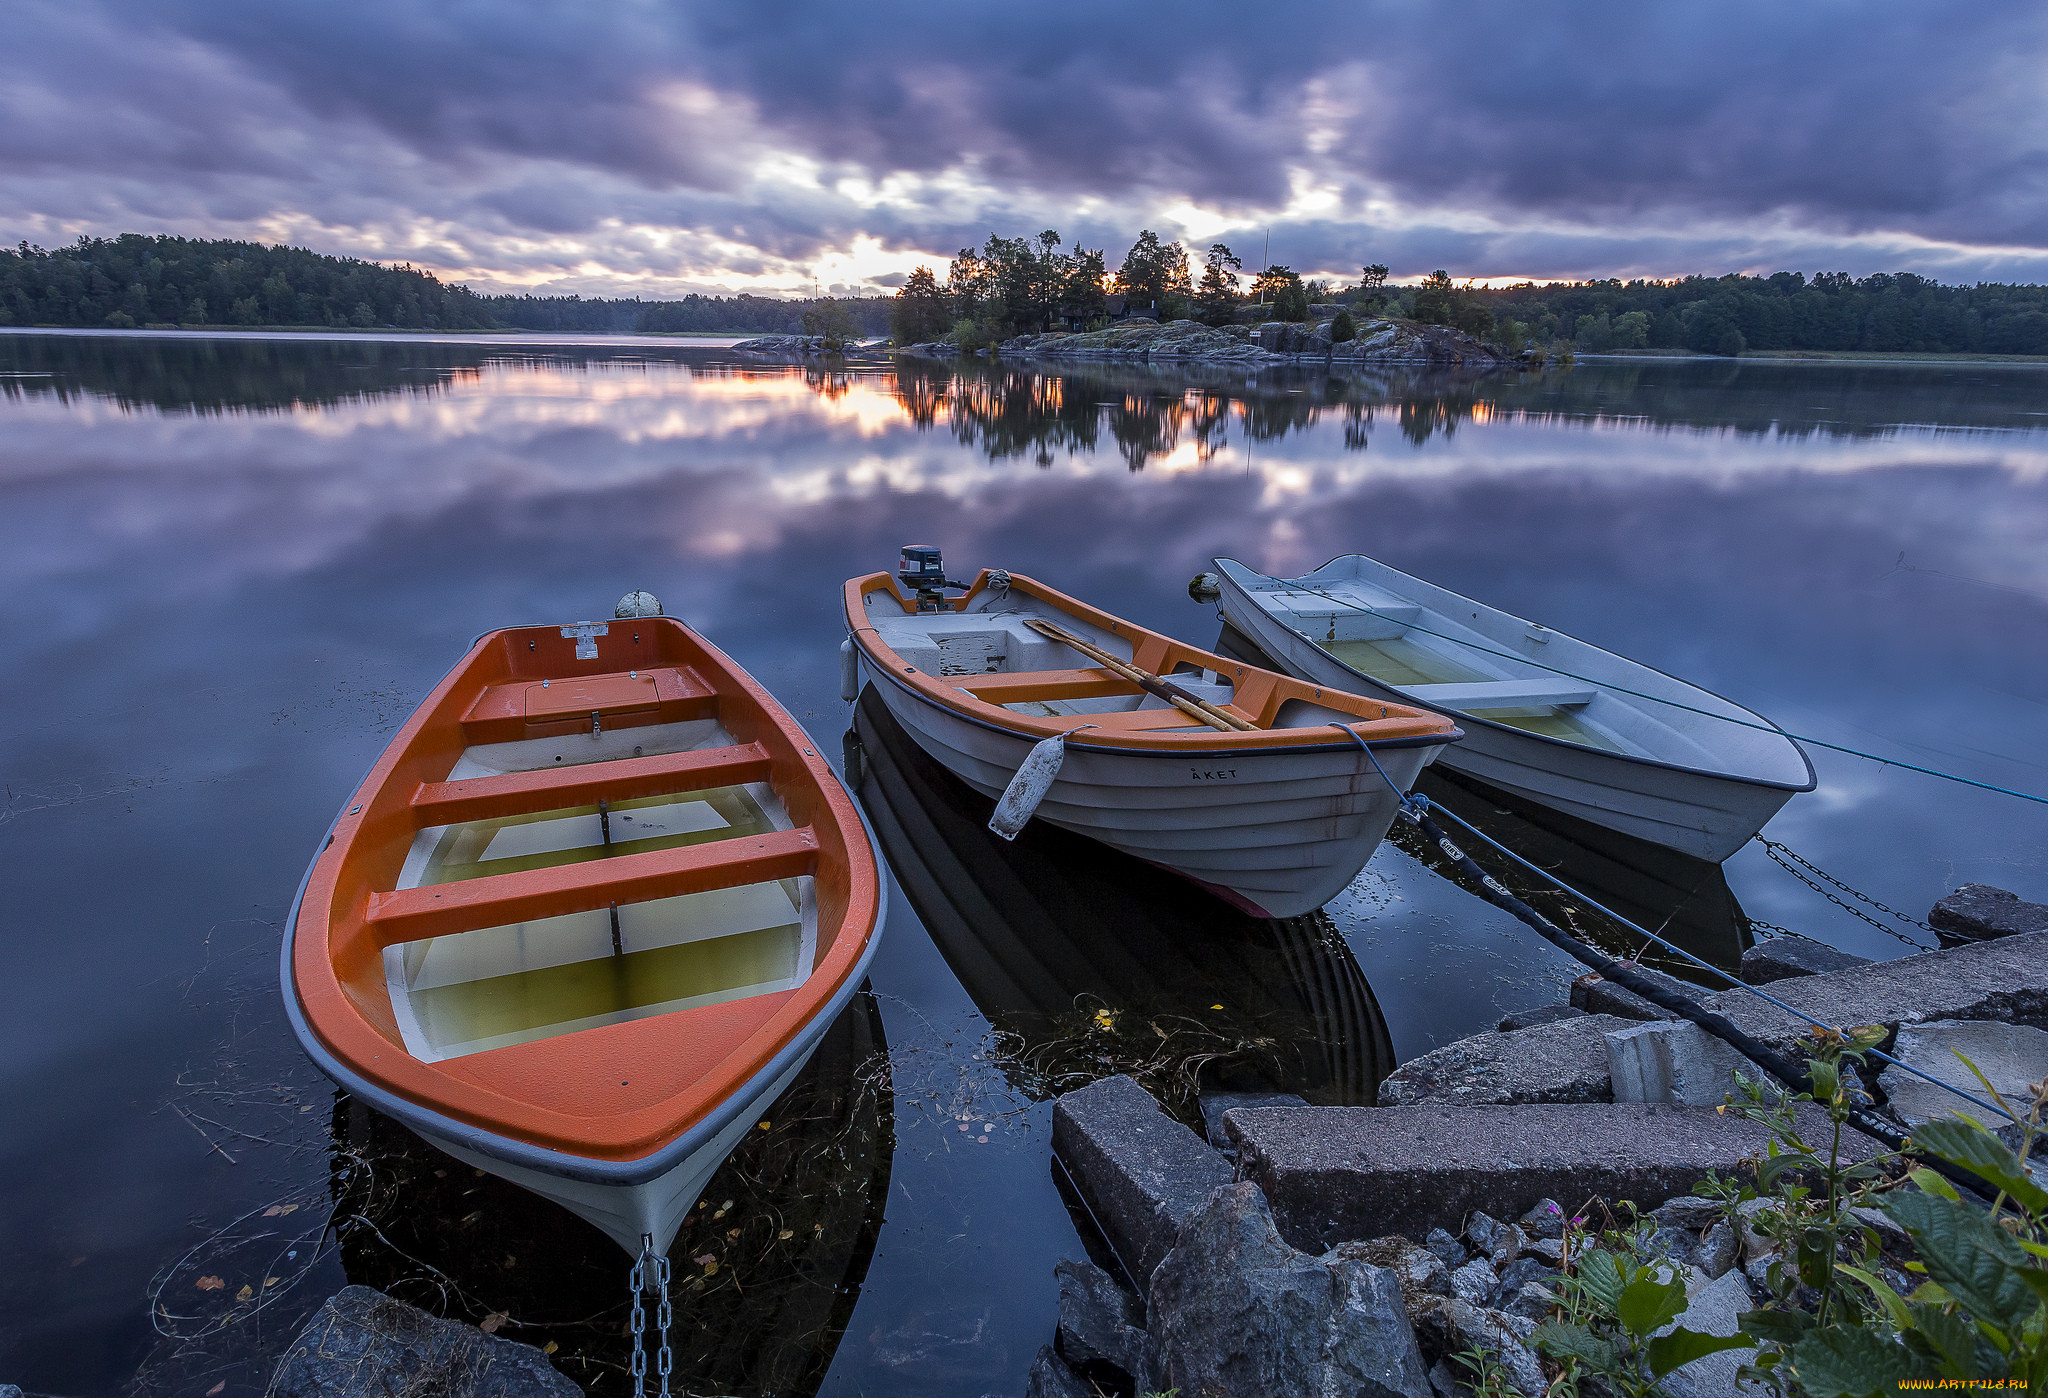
[840,638,859,702]
[987,732,1070,841]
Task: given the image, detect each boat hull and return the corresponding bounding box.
[857,655,1435,917]
[1217,574,1802,862]
[416,1052,812,1255]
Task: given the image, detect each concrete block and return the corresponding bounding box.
[1052,1075,1233,1285]
[1606,1020,1760,1107]
[1930,884,2048,944]
[1739,938,1871,984]
[1497,1003,1586,1032]
[1702,931,2048,1055]
[1226,1103,1885,1253]
[1878,1018,2048,1132]
[1200,1090,1307,1153]
[1377,1014,1638,1106]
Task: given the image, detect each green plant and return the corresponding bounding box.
[1535,1235,1753,1398]
[1331,309,1356,343]
[1753,1068,2048,1398]
[1450,1338,1521,1398]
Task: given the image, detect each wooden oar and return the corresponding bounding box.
[1024,618,1258,733]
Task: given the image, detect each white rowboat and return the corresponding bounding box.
[1212,555,1813,862]
[843,564,1460,918]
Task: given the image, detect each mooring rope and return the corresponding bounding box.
[1335,726,2021,1136]
[1259,569,2048,806]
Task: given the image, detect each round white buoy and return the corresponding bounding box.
[615,590,664,619]
[1187,572,1222,604]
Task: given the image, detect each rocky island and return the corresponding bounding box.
[733,314,1507,366]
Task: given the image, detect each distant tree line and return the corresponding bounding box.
[11,233,2045,357]
[1,235,497,330]
[0,234,893,337]
[1466,272,2048,356]
[489,292,892,336]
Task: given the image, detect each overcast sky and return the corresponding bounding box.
[6,1,2046,297]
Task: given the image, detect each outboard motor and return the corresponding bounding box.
[899,544,971,612]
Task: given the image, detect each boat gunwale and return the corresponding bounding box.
[1214,555,1818,795]
[285,617,885,1170]
[843,569,1460,754]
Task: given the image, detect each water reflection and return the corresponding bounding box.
[1210,621,1754,981]
[850,687,1394,1117]
[327,996,892,1398]
[880,357,1504,468]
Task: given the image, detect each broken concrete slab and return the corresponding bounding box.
[1227,1103,1884,1253]
[1200,1090,1308,1153]
[1149,1182,1434,1398]
[1496,1003,1584,1033]
[1739,938,1871,984]
[269,1286,580,1398]
[1376,1014,1639,1106]
[1930,884,2048,944]
[1701,931,2048,1055]
[1878,1018,2048,1133]
[1052,1074,1233,1285]
[1606,1019,1761,1107]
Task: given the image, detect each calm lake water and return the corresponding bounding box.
[2,332,2044,1395]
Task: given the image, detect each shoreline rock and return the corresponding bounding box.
[992,316,1506,365]
[270,1286,581,1397]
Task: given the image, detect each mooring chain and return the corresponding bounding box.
[1753,836,1933,949]
[627,1235,674,1398]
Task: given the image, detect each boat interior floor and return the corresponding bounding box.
[1270,593,1631,754]
[380,716,818,1064]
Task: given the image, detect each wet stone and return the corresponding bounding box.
[269,1286,580,1398]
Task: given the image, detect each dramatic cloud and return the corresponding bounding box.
[4,0,2046,293]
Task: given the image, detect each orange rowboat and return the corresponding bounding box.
[283,613,884,1256]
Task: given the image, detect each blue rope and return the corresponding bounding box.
[1262,570,2048,807]
[1335,725,2020,1127]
